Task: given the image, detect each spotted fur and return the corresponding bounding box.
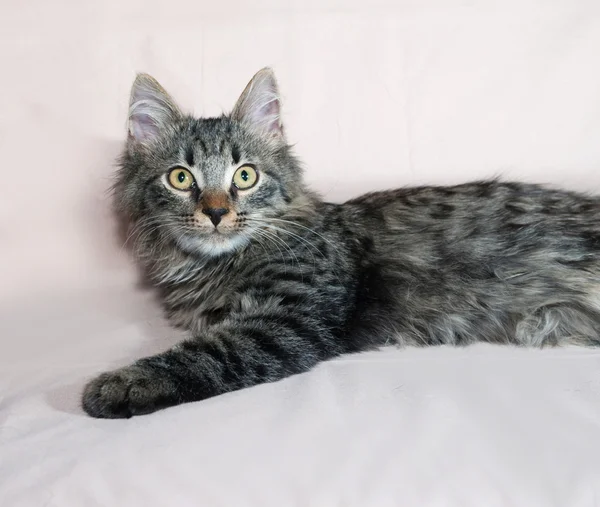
[82,69,600,418]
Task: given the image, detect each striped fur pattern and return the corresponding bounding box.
[82,69,600,418]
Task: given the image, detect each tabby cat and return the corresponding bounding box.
[82,68,600,418]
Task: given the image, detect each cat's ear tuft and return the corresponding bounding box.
[128,73,182,143]
[231,68,284,140]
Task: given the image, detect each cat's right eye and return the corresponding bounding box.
[168,168,196,191]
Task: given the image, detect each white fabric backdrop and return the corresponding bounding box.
[2,0,600,505]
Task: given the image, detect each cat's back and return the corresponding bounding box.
[341,179,600,271]
[344,179,600,234]
[346,179,598,215]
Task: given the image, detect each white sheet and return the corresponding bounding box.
[3,286,600,506]
[2,0,600,505]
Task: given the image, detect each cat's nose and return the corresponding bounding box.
[202,207,229,227]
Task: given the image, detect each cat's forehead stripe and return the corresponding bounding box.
[185,145,195,166]
[197,137,207,154]
[232,145,240,164]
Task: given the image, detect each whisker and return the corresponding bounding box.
[247,221,316,279]
[251,227,291,272]
[261,217,339,250]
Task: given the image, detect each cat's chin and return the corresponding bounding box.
[176,230,250,258]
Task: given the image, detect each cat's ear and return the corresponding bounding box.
[231,68,284,140]
[128,73,182,143]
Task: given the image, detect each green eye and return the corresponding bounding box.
[232,165,258,190]
[168,168,195,190]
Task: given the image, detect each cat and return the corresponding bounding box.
[82,68,600,418]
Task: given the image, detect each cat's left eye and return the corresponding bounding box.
[232,165,258,190]
[168,168,195,191]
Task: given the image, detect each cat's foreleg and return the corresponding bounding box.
[82,304,342,418]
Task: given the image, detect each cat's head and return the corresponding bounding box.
[115,68,309,258]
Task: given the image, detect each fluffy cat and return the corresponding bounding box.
[82,68,600,418]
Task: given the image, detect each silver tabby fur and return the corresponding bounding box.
[82,68,600,418]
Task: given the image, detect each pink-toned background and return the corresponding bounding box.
[3,0,600,303]
[2,1,600,505]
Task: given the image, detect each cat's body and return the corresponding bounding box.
[155,180,600,349]
[82,69,600,418]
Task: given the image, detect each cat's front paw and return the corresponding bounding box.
[82,365,180,419]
